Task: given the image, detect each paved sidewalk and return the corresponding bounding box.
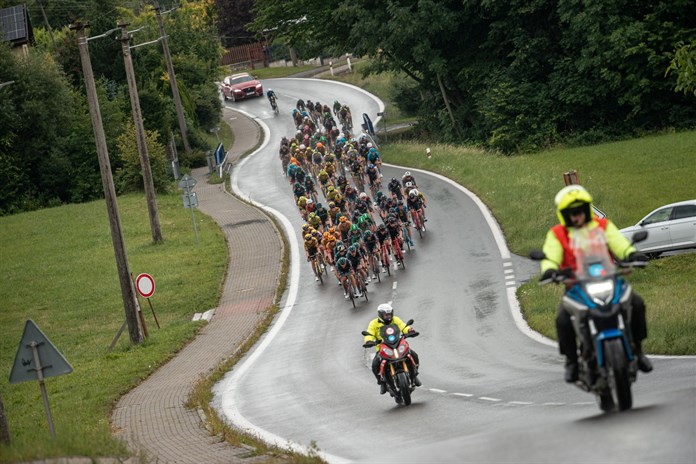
[111,108,280,463]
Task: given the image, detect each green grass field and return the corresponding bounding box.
[0,193,227,461]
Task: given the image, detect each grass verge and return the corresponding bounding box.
[379,132,696,354]
[0,193,227,461]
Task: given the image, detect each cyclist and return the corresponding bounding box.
[337,216,352,241]
[336,256,362,299]
[401,171,417,197]
[267,88,278,110]
[347,244,370,285]
[362,229,380,279]
[333,100,342,116]
[366,145,383,178]
[293,181,306,200]
[348,223,363,247]
[296,98,305,112]
[304,233,322,281]
[407,189,427,231]
[315,202,329,229]
[388,177,403,200]
[366,163,380,195]
[375,223,392,273]
[321,231,337,269]
[395,200,414,247]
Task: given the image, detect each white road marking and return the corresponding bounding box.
[505,274,515,280]
[453,393,473,397]
[504,269,514,274]
[430,388,447,393]
[508,401,534,405]
[479,397,502,402]
[392,282,398,290]
[543,402,566,406]
[503,262,513,267]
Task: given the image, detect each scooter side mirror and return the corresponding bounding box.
[361,330,370,336]
[529,250,546,261]
[406,319,414,326]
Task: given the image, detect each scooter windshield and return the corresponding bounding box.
[570,227,616,280]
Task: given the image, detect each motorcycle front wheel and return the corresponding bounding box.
[396,372,412,406]
[605,338,632,411]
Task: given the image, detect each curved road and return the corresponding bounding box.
[214,79,696,463]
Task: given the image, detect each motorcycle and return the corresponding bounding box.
[362,319,419,406]
[530,228,648,412]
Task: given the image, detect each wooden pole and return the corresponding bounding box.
[72,22,143,345]
[152,1,191,153]
[119,22,163,244]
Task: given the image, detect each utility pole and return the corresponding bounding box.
[36,0,57,53]
[71,22,143,345]
[119,22,163,244]
[152,1,191,153]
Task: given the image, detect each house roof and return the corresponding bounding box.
[0,4,34,46]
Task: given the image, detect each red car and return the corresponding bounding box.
[221,73,263,102]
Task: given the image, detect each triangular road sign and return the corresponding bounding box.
[9,320,73,384]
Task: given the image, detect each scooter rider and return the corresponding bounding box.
[362,303,421,394]
[540,185,653,383]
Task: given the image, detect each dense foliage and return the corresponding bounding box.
[0,0,222,216]
[251,0,696,152]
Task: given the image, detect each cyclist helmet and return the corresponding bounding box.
[367,142,373,148]
[307,198,313,205]
[377,303,394,324]
[359,192,368,200]
[323,232,331,239]
[304,233,312,241]
[408,190,417,198]
[328,202,335,208]
[375,191,384,200]
[348,245,357,253]
[329,227,336,234]
[350,223,360,232]
[377,223,386,231]
[299,144,306,150]
[412,189,420,196]
[367,163,375,170]
[339,216,347,223]
[555,185,594,226]
[337,175,346,183]
[301,223,309,232]
[337,257,348,267]
[404,171,411,176]
[316,142,323,149]
[363,229,373,238]
[327,185,335,192]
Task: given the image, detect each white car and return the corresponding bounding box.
[619,200,696,258]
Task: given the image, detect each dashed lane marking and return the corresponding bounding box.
[479,397,502,402]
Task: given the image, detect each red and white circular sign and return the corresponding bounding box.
[136,273,155,298]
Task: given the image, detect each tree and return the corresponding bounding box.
[667,42,696,96]
[216,0,257,47]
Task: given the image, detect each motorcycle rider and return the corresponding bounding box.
[362,303,421,394]
[540,185,653,383]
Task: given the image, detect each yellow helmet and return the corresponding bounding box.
[555,185,593,226]
[304,233,312,241]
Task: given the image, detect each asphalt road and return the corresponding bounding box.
[213,78,696,464]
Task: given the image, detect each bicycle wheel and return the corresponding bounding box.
[382,245,392,276]
[372,254,381,283]
[314,260,323,284]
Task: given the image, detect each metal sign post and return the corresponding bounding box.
[9,320,73,439]
[178,174,199,244]
[136,273,160,329]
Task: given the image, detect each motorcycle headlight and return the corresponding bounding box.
[586,280,614,303]
[398,345,406,354]
[382,347,394,357]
